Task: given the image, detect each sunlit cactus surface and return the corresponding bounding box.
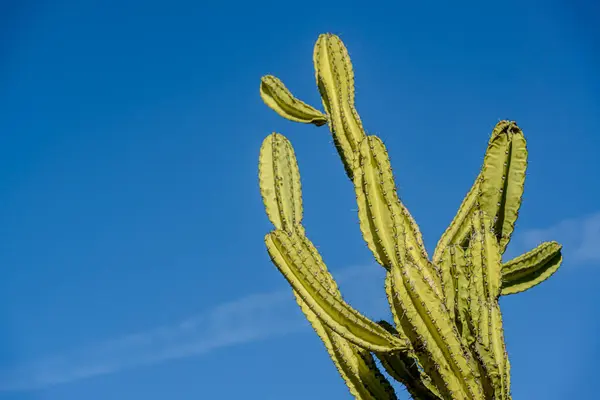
[258,33,562,400]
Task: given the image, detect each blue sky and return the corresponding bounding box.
[1,0,599,399]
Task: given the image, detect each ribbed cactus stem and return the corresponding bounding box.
[313,33,366,179]
[466,210,509,399]
[258,133,304,234]
[480,121,527,253]
[258,32,562,400]
[260,75,328,126]
[353,136,433,278]
[501,241,562,295]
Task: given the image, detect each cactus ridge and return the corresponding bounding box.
[501,241,562,295]
[260,75,328,126]
[258,33,562,399]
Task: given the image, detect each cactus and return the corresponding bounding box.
[258,33,562,400]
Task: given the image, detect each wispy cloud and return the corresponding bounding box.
[0,264,387,392]
[515,211,600,264]
[6,212,596,392]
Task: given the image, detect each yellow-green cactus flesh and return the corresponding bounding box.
[260,75,328,126]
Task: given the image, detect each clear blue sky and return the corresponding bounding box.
[1,1,599,399]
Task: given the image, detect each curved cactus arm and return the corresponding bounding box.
[501,241,562,296]
[259,75,328,126]
[294,243,398,400]
[376,321,443,400]
[294,294,398,400]
[332,342,399,400]
[265,230,409,353]
[479,121,527,253]
[313,33,366,179]
[433,120,528,265]
[325,331,398,400]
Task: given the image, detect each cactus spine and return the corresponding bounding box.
[258,33,563,399]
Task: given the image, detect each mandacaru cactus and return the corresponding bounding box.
[257,33,563,400]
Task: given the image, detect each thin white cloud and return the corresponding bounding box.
[0,264,386,392]
[516,211,600,263]
[8,212,595,392]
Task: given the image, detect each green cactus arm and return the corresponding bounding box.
[258,132,304,234]
[463,210,512,399]
[293,256,398,400]
[480,121,527,253]
[265,229,409,353]
[500,241,562,295]
[313,33,366,179]
[259,75,328,126]
[298,302,367,399]
[387,266,483,400]
[353,136,434,282]
[295,238,398,399]
[294,293,398,400]
[433,120,528,265]
[328,336,398,400]
[376,321,443,400]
